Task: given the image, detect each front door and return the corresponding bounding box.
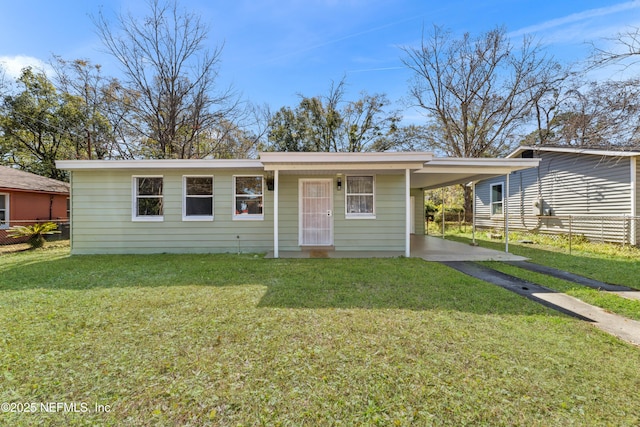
[299,179,333,246]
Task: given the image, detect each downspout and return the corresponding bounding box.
[49,195,54,220]
[405,168,411,257]
[274,170,279,258]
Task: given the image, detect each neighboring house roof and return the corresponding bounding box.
[508,145,640,158]
[0,165,70,194]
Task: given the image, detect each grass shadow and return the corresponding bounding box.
[0,248,561,317]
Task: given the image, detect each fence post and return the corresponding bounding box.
[569,215,572,255]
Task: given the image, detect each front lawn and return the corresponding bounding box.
[1,247,639,426]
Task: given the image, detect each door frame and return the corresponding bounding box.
[298,178,334,246]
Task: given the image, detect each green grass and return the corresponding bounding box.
[448,232,640,289]
[1,246,640,426]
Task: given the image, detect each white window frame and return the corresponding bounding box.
[0,193,9,229]
[345,175,376,219]
[132,176,164,222]
[182,175,214,221]
[490,182,504,216]
[233,175,264,221]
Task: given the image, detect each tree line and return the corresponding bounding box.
[2,0,640,182]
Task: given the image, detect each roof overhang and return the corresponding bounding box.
[55,159,264,170]
[508,145,640,158]
[259,152,433,171]
[412,158,541,190]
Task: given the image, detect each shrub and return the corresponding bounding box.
[7,222,61,249]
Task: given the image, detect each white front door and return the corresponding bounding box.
[299,179,333,246]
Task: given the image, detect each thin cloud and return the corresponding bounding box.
[0,55,52,79]
[509,1,640,38]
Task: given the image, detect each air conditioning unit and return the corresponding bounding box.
[533,198,544,216]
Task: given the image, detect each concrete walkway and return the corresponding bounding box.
[444,261,640,347]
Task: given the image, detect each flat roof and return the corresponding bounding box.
[508,145,640,158]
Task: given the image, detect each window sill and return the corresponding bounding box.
[233,215,264,221]
[182,216,214,222]
[346,214,376,220]
[132,216,164,222]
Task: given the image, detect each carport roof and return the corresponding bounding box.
[411,157,540,190]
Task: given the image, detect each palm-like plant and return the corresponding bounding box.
[7,222,61,249]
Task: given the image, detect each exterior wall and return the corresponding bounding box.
[276,173,406,252]
[70,168,273,255]
[475,151,635,243]
[4,190,68,223]
[411,188,425,235]
[70,169,408,254]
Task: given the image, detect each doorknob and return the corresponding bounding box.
[327,210,332,217]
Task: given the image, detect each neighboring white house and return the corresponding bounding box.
[56,152,539,256]
[474,146,640,246]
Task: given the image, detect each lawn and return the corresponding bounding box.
[1,245,639,426]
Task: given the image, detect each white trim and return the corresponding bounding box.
[232,175,264,221]
[490,182,504,217]
[345,175,376,219]
[132,176,164,222]
[505,173,510,253]
[182,175,214,221]
[0,193,9,229]
[631,157,637,246]
[299,178,334,246]
[57,159,262,170]
[405,169,410,257]
[508,145,640,159]
[274,170,279,258]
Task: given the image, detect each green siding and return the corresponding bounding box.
[70,169,409,254]
[71,169,273,254]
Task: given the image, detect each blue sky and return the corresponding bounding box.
[2,0,640,123]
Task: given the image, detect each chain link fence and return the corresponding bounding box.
[0,220,70,246]
[474,215,640,247]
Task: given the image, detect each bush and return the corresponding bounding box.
[7,222,61,249]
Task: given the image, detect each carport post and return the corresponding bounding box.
[471,181,476,245]
[505,172,509,253]
[274,169,279,258]
[405,168,411,257]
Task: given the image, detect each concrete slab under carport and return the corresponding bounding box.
[266,236,526,261]
[410,236,527,261]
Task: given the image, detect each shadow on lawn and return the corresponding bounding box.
[0,252,563,317]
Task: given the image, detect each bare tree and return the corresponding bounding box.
[590,26,640,70]
[401,25,562,218]
[401,25,561,158]
[94,0,240,159]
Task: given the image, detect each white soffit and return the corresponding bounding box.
[56,159,263,170]
[412,157,540,189]
[259,151,433,171]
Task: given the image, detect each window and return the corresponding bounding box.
[234,176,263,220]
[0,194,8,229]
[346,176,375,218]
[490,183,503,216]
[133,176,163,221]
[183,176,214,220]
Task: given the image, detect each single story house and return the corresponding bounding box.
[474,146,640,245]
[0,165,70,231]
[56,152,539,256]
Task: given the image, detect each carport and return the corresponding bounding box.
[410,157,541,254]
